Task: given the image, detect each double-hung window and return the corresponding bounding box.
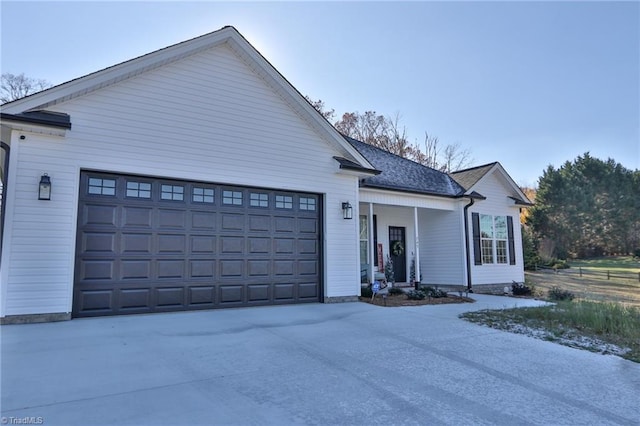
[473,213,514,265]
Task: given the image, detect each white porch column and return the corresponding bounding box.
[414,207,420,284]
[368,202,375,283]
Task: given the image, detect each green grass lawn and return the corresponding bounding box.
[462,256,640,362]
[568,255,640,273]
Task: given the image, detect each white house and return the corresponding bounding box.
[0,26,531,323]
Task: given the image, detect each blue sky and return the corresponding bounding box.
[1,1,638,186]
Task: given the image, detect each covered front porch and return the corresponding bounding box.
[358,189,469,289]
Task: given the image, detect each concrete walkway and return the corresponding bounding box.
[2,295,638,425]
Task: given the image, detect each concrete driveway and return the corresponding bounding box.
[2,294,638,425]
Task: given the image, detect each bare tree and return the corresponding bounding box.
[1,73,52,103]
[304,96,335,122]
[306,97,474,171]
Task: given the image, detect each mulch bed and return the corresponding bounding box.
[359,293,475,307]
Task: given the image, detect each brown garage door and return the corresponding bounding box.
[73,171,322,317]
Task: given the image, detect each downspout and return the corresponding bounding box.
[463,197,474,292]
[0,141,9,260]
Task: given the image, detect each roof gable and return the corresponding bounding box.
[345,136,466,198]
[451,162,532,205]
[2,26,373,171]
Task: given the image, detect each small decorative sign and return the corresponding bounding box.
[372,281,380,294]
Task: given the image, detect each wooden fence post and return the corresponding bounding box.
[579,267,582,277]
[607,270,610,280]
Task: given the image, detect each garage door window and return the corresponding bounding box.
[193,187,214,203]
[223,190,243,205]
[161,184,184,201]
[126,181,151,198]
[275,195,293,209]
[250,192,268,207]
[88,178,116,196]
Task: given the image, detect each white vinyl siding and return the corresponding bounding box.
[419,207,465,285]
[1,44,360,317]
[468,173,525,285]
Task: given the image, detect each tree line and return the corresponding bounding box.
[306,97,472,172]
[525,153,640,263]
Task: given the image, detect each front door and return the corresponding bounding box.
[389,226,406,283]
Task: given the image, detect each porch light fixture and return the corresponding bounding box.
[38,174,51,200]
[341,202,353,220]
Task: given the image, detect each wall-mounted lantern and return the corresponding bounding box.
[38,174,51,200]
[341,202,353,220]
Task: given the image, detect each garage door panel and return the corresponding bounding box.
[192,211,216,230]
[298,282,318,299]
[80,260,115,280]
[121,233,152,254]
[156,287,185,307]
[220,236,244,254]
[274,283,295,300]
[74,171,321,317]
[221,213,245,231]
[248,260,269,277]
[189,286,216,306]
[298,239,318,254]
[220,260,243,277]
[121,260,151,279]
[120,288,151,309]
[275,217,295,232]
[275,238,294,254]
[247,284,269,302]
[157,260,185,279]
[248,215,270,232]
[299,218,317,233]
[191,235,216,254]
[158,209,186,229]
[158,234,186,254]
[274,260,294,276]
[190,260,216,278]
[81,232,116,254]
[220,285,243,303]
[83,204,118,227]
[248,237,270,253]
[77,290,113,312]
[122,206,153,228]
[299,260,318,275]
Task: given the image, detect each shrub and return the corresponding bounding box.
[548,286,575,301]
[419,285,448,298]
[512,282,532,296]
[360,286,373,298]
[388,287,404,296]
[406,290,426,300]
[552,259,570,269]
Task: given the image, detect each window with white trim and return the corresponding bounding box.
[480,214,508,264]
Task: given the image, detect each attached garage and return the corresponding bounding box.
[74,171,322,317]
[0,26,373,323]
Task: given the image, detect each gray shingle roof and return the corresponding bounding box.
[343,135,466,197]
[449,162,497,190]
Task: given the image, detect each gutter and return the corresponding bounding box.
[0,141,9,260]
[462,191,485,292]
[463,197,474,292]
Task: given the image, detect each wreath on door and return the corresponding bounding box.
[392,241,404,257]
